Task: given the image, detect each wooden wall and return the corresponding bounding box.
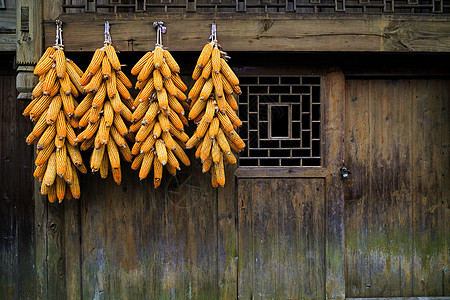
[0,0,16,52]
[0,55,35,298]
[344,78,450,297]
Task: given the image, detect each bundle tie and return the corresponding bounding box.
[55,19,64,50]
[153,21,166,47]
[104,21,112,46]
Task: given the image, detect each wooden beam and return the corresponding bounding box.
[43,14,450,53]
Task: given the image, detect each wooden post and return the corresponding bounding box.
[16,0,42,100]
[324,67,346,299]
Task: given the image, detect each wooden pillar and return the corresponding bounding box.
[16,0,42,100]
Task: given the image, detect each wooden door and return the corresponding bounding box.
[235,68,345,299]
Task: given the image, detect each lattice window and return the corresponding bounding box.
[62,0,450,14]
[238,75,322,167]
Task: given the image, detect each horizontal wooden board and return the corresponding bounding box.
[43,14,450,53]
[235,167,330,178]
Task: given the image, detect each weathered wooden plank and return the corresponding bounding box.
[323,68,345,300]
[411,80,448,296]
[218,164,238,299]
[64,198,82,300]
[43,14,450,53]
[442,80,450,295]
[235,167,330,178]
[0,33,16,52]
[47,203,66,299]
[344,79,371,297]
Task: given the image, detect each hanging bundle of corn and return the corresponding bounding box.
[186,23,245,187]
[74,21,133,185]
[23,20,85,202]
[129,21,190,188]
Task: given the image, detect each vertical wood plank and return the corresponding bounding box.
[47,203,66,299]
[442,80,450,295]
[65,198,82,300]
[238,179,253,299]
[323,68,345,300]
[218,164,238,299]
[344,79,371,297]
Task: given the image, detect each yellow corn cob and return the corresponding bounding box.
[110,93,123,114]
[178,112,188,125]
[109,125,127,148]
[196,141,203,159]
[87,48,105,75]
[173,140,190,166]
[76,162,88,174]
[43,152,57,187]
[153,69,163,92]
[200,136,212,163]
[195,118,209,139]
[159,61,171,79]
[140,134,156,153]
[215,94,225,114]
[135,123,152,143]
[174,89,187,102]
[139,150,154,180]
[225,103,242,127]
[209,117,220,138]
[54,49,66,78]
[32,80,44,99]
[137,54,155,82]
[56,144,67,177]
[116,77,131,100]
[37,124,56,150]
[120,104,133,123]
[132,100,149,123]
[163,50,180,73]
[35,140,55,166]
[217,111,234,133]
[56,111,66,138]
[70,168,81,199]
[78,109,90,128]
[226,93,239,111]
[188,97,207,120]
[153,156,163,187]
[203,98,215,123]
[211,164,218,188]
[138,78,155,104]
[132,51,152,76]
[47,184,57,203]
[34,47,55,75]
[30,95,52,121]
[157,88,168,111]
[171,73,187,92]
[131,152,145,170]
[197,43,213,69]
[74,93,94,118]
[113,113,128,136]
[118,143,132,162]
[24,95,41,116]
[85,69,103,93]
[80,136,94,151]
[212,71,224,99]
[26,133,38,145]
[221,73,234,95]
[43,67,57,95]
[92,82,106,109]
[88,106,101,124]
[106,69,117,98]
[102,101,113,128]
[66,60,84,94]
[224,129,246,150]
[130,119,143,133]
[79,70,92,86]
[70,82,79,98]
[216,128,231,154]
[188,77,206,101]
[211,48,221,74]
[192,66,202,81]
[107,137,121,169]
[167,108,184,131]
[60,92,74,117]
[152,121,162,139]
[167,148,180,170]
[223,151,237,164]
[66,123,77,147]
[55,134,65,149]
[158,113,170,133]
[40,180,49,195]
[155,139,167,165]
[77,120,100,142]
[201,60,212,80]
[199,78,214,101]
[161,131,176,150]
[102,55,111,80]
[131,141,141,155]
[185,134,199,149]
[30,109,48,138]
[67,59,83,77]
[166,164,177,176]
[202,154,212,173]
[99,150,109,178]
[90,144,105,172]
[216,153,225,186]
[232,84,242,95]
[64,156,74,184]
[211,139,221,163]
[168,94,185,116]
[164,77,179,97]
[34,160,47,180]
[169,124,189,143]
[95,117,109,148]
[116,71,132,88]
[154,46,163,70]
[48,81,60,98]
[220,58,239,86]
[34,56,54,77]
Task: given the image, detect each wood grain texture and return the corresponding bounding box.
[43,14,450,53]
[0,0,16,51]
[238,178,326,299]
[344,79,450,297]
